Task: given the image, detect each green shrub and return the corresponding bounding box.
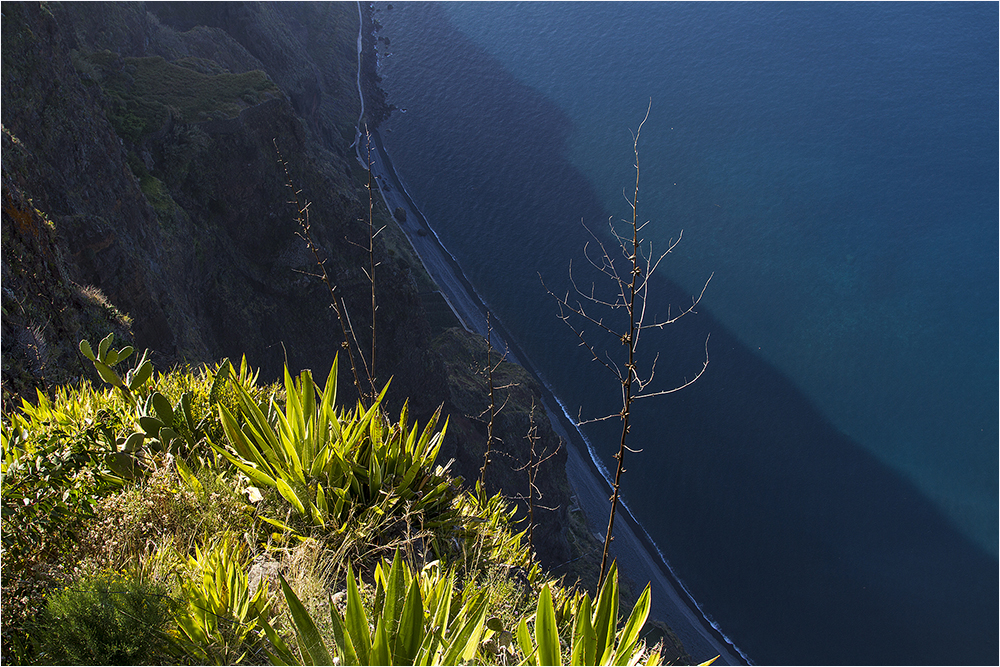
[79,458,256,572]
[31,570,177,665]
[1,385,128,570]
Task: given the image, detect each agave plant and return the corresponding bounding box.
[211,356,454,533]
[174,535,273,664]
[516,561,658,666]
[273,550,490,666]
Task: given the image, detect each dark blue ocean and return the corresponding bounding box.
[371,3,998,664]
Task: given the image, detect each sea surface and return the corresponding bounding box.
[370,3,998,664]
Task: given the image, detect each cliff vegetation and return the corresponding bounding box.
[1,2,693,664]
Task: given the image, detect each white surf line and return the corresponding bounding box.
[351,0,365,151]
[354,10,744,660]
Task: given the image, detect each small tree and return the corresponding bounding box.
[543,103,712,587]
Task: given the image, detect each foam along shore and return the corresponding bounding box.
[361,130,748,666]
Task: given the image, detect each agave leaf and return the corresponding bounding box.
[283,365,304,441]
[415,404,442,457]
[371,615,391,666]
[613,583,651,665]
[441,590,489,665]
[517,616,535,665]
[383,550,407,650]
[329,597,358,666]
[346,566,372,666]
[279,572,333,666]
[310,438,333,479]
[423,420,448,471]
[300,369,317,451]
[271,408,307,484]
[535,584,562,666]
[354,382,390,440]
[697,657,720,666]
[369,452,383,494]
[175,456,203,496]
[316,482,328,517]
[241,420,282,473]
[310,501,326,527]
[639,648,662,666]
[395,458,425,501]
[571,594,596,666]
[398,399,409,433]
[231,374,283,458]
[395,576,424,666]
[218,404,272,473]
[258,514,299,535]
[274,476,307,516]
[261,617,298,666]
[593,562,620,662]
[320,356,339,420]
[333,485,347,520]
[210,440,278,490]
[431,569,454,641]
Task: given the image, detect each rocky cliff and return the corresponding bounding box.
[1,1,578,570]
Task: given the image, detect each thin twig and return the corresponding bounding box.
[275,140,370,404]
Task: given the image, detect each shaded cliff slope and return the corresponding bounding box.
[1,1,577,569]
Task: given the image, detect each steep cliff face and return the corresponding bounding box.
[2,2,433,406]
[1,1,573,569]
[1,163,134,395]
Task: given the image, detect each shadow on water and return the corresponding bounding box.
[374,4,998,664]
[610,277,999,665]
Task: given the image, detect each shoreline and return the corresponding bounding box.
[361,128,748,666]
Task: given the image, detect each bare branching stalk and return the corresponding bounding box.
[541,104,712,588]
[275,141,370,404]
[513,401,561,551]
[363,125,380,398]
[478,312,500,491]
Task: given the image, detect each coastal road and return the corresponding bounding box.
[362,132,745,666]
[554,415,745,666]
[363,132,516,360]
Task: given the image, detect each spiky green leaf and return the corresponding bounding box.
[346,566,372,666]
[278,573,333,666]
[535,584,562,666]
